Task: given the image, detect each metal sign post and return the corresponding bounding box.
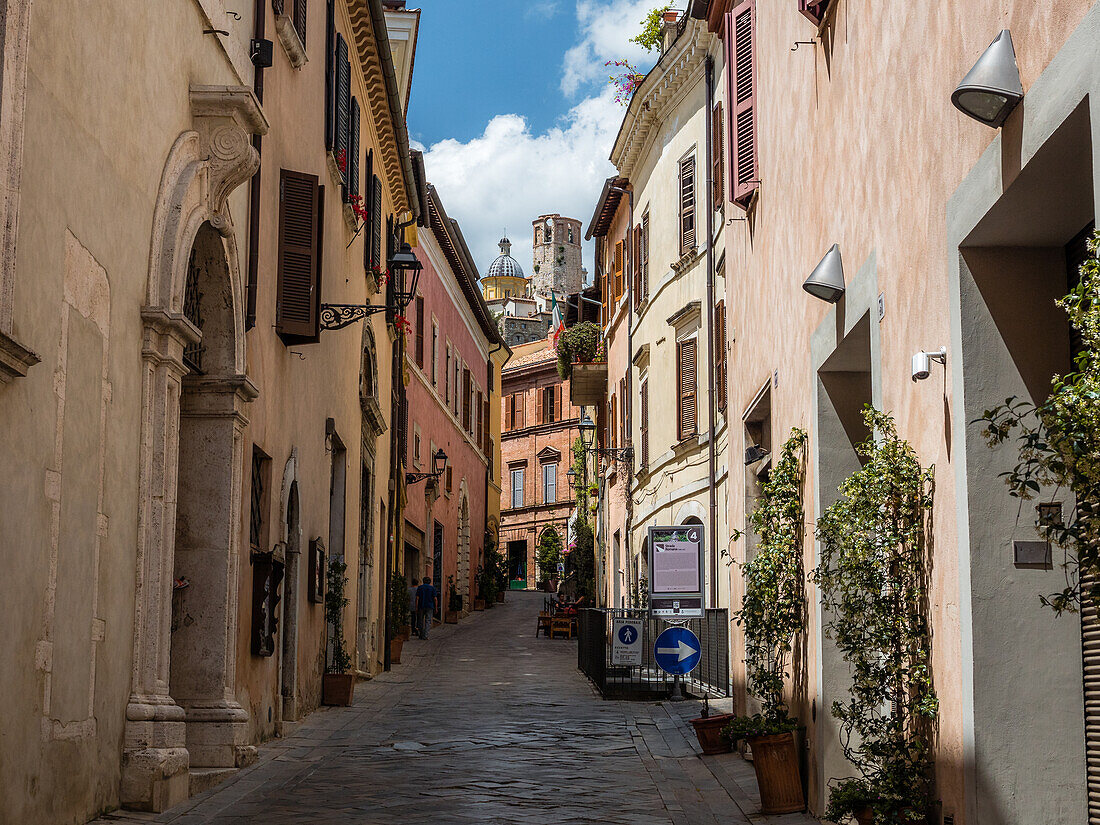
[647,525,705,619]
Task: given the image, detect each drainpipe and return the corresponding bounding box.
[704,56,718,607]
[245,0,266,329]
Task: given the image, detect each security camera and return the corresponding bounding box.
[911,347,947,382]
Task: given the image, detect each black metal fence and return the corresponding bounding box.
[577,608,729,699]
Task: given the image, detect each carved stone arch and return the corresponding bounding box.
[674,500,707,525]
[360,322,386,438]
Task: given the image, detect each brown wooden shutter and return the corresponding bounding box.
[609,396,617,449]
[415,296,425,368]
[614,240,624,301]
[640,380,649,470]
[462,368,472,432]
[324,0,335,151]
[554,385,562,422]
[677,338,697,441]
[679,155,696,254]
[334,34,350,182]
[516,392,525,429]
[641,212,650,299]
[632,225,642,305]
[276,170,322,341]
[536,386,545,424]
[294,0,307,43]
[712,102,724,210]
[716,301,727,412]
[346,97,360,202]
[505,395,512,431]
[728,2,759,209]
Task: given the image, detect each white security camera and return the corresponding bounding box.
[911,347,947,382]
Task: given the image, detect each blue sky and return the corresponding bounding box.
[406,1,666,277]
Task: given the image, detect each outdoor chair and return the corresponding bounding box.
[550,617,573,639]
[536,611,552,637]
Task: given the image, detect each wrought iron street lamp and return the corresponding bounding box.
[407,447,447,485]
[321,240,425,331]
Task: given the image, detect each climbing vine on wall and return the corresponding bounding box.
[811,407,937,823]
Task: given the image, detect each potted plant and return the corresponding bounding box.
[689,697,735,755]
[812,408,938,823]
[322,559,354,706]
[445,576,461,623]
[388,575,409,664]
[555,321,602,380]
[722,429,808,814]
[824,778,876,825]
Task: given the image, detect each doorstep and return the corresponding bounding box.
[188,767,237,797]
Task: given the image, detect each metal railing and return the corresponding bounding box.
[577,608,729,699]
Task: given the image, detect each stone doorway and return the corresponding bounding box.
[280,478,301,727]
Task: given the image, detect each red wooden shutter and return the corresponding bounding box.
[640,379,649,470]
[334,34,350,183]
[679,155,696,254]
[614,240,624,301]
[415,296,425,368]
[641,212,650,299]
[728,2,759,209]
[677,338,697,441]
[294,0,307,43]
[716,301,727,412]
[619,377,627,445]
[476,391,484,449]
[276,170,322,341]
[536,386,545,424]
[516,392,525,429]
[712,102,724,210]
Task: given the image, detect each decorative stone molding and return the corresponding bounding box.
[361,394,388,437]
[0,329,38,381]
[273,13,308,69]
[189,85,269,235]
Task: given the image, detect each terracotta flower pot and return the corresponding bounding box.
[390,636,404,664]
[322,673,355,706]
[854,807,874,825]
[474,598,486,611]
[444,610,459,624]
[746,731,805,814]
[689,713,735,755]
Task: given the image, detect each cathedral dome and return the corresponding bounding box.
[485,237,525,280]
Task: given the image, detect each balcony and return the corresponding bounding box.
[569,361,607,408]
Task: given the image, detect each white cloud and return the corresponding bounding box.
[561,0,662,96]
[525,1,561,20]
[420,87,624,282]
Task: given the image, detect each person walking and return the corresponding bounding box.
[407,577,419,638]
[415,575,439,640]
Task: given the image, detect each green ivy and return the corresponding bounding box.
[325,559,351,674]
[735,429,808,731]
[811,407,937,823]
[556,322,602,380]
[976,229,1100,613]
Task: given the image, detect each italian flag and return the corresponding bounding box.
[549,293,565,346]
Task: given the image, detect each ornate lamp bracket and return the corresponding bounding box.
[320,303,390,331]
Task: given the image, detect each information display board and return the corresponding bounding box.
[611,617,644,666]
[647,525,705,618]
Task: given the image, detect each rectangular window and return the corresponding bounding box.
[445,344,451,403]
[454,360,461,416]
[712,101,724,210]
[462,368,472,431]
[276,170,323,342]
[249,446,271,553]
[415,296,425,368]
[716,300,727,412]
[431,321,438,385]
[346,97,360,202]
[510,467,524,508]
[609,395,617,450]
[640,379,649,471]
[727,1,759,209]
[412,430,421,465]
[445,465,453,494]
[542,462,557,504]
[291,0,307,47]
[677,338,698,441]
[679,154,696,254]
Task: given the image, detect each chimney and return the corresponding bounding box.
[660,10,680,53]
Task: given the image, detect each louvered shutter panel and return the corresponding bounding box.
[640,380,649,470]
[632,225,642,304]
[415,296,425,368]
[370,174,382,270]
[728,2,759,209]
[516,393,525,429]
[619,377,627,445]
[334,35,350,183]
[716,301,727,412]
[477,393,484,451]
[346,97,360,202]
[614,240,624,301]
[276,171,322,341]
[324,0,335,151]
[678,338,697,440]
[463,369,472,432]
[536,386,545,424]
[641,212,650,299]
[294,0,307,43]
[554,385,562,422]
[712,102,724,210]
[679,156,696,254]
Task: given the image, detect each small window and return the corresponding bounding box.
[679,155,696,254]
[542,462,558,503]
[510,467,524,508]
[249,446,272,554]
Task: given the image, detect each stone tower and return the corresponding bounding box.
[531,214,583,308]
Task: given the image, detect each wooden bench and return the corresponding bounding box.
[536,611,552,637]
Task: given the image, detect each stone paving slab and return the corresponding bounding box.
[91,593,820,825]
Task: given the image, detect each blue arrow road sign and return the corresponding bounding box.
[653,626,701,676]
[618,624,638,645]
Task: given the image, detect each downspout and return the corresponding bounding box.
[704,55,719,607]
[245,0,266,329]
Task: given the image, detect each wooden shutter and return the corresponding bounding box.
[641,212,650,299]
[370,174,382,270]
[679,155,696,254]
[632,225,643,305]
[483,397,490,453]
[677,338,697,441]
[614,240,624,301]
[334,34,350,182]
[640,380,649,470]
[715,301,727,412]
[294,0,307,43]
[712,102,724,210]
[324,0,335,151]
[536,386,545,424]
[276,170,322,341]
[362,150,374,272]
[516,392,525,429]
[554,385,562,422]
[415,296,425,368]
[619,377,627,445]
[728,2,759,209]
[346,97,360,201]
[462,369,472,432]
[477,393,484,451]
[799,0,830,25]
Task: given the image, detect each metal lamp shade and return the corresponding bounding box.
[578,412,596,449]
[802,243,845,303]
[951,30,1023,127]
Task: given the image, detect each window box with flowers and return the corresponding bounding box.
[557,323,606,407]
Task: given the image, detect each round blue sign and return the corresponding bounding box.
[617,624,639,645]
[653,626,701,676]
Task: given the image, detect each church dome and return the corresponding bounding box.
[485,237,525,280]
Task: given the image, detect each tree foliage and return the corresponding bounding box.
[631,4,673,52]
[811,408,937,823]
[976,229,1100,613]
[537,527,563,582]
[325,559,351,674]
[568,519,596,599]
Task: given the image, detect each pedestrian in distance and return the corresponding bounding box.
[416,576,439,640]
[407,577,419,638]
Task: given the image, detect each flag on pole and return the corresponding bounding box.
[549,292,565,346]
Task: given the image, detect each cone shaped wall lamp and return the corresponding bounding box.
[802,243,845,303]
[951,30,1023,128]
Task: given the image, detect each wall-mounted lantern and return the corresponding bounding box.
[951,30,1023,128]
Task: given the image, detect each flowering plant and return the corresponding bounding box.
[605,60,643,105]
[336,148,347,173]
[393,314,412,336]
[370,266,390,286]
[348,194,368,224]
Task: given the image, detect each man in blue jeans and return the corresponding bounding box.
[415,575,439,639]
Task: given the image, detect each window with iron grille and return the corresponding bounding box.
[183,249,205,373]
[249,446,271,554]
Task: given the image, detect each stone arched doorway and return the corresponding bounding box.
[121,87,266,811]
[457,489,471,605]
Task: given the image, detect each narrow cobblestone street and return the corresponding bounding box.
[94,593,816,825]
